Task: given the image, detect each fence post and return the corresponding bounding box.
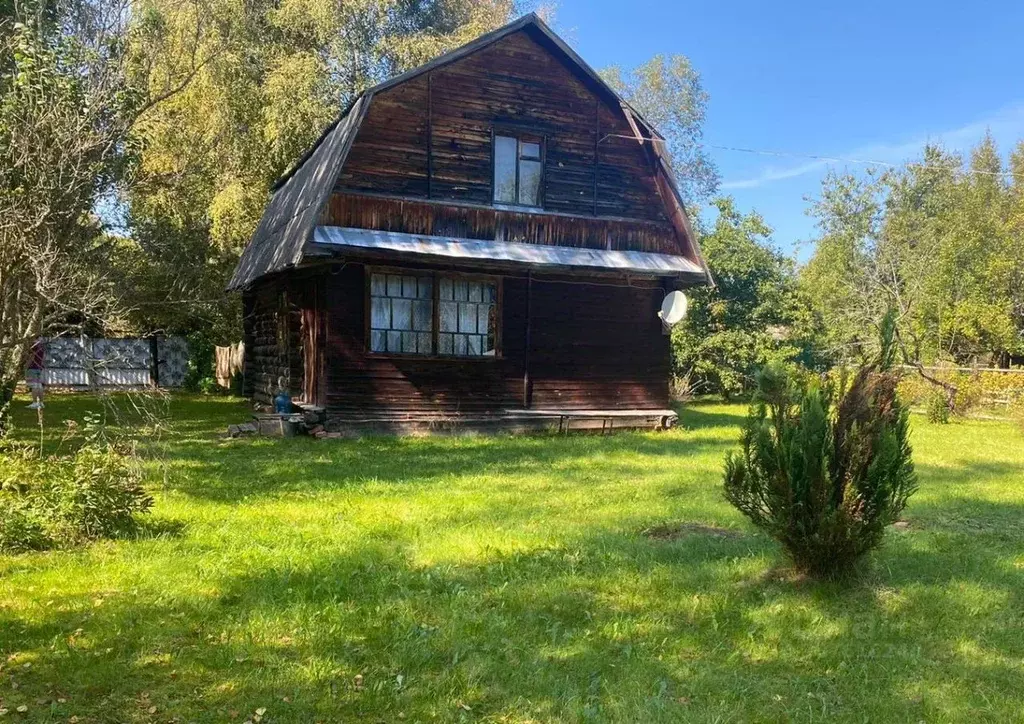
[149,335,160,388]
[86,336,98,390]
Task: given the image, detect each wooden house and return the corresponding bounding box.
[228,14,712,433]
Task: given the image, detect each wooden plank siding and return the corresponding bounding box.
[336,29,671,231]
[525,278,671,409]
[242,262,667,423]
[243,264,671,422]
[321,194,680,255]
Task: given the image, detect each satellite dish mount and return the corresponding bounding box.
[658,290,688,333]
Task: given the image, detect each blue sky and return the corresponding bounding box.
[551,0,1024,260]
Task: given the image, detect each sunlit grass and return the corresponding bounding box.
[1,394,1023,722]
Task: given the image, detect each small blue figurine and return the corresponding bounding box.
[273,385,291,414]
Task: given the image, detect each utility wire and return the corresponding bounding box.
[599,132,1020,179]
[704,143,1019,179]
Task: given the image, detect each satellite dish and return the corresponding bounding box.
[659,291,688,326]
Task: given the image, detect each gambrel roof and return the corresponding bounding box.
[228,13,710,291]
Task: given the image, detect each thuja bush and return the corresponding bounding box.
[724,315,917,578]
[0,440,152,553]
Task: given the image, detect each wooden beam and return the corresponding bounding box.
[427,72,433,200]
[621,104,646,145]
[523,272,533,408]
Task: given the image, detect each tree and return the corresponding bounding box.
[724,312,917,578]
[0,0,219,423]
[602,54,719,202]
[672,198,824,397]
[120,0,532,340]
[802,137,1024,412]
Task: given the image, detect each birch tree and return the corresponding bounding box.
[0,0,219,423]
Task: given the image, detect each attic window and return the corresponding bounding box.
[493,133,543,207]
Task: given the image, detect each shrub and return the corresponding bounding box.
[1011,397,1024,434]
[926,391,950,424]
[44,444,153,542]
[898,367,1024,415]
[0,498,48,553]
[723,314,918,578]
[183,331,215,392]
[0,441,152,553]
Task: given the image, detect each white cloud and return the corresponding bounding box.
[719,102,1024,190]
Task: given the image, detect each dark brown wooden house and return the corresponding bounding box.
[228,14,712,433]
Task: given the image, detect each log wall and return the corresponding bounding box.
[242,279,304,406]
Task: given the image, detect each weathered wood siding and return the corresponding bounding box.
[322,194,679,255]
[242,279,305,405]
[322,264,524,419]
[336,28,671,229]
[316,262,669,422]
[526,278,671,409]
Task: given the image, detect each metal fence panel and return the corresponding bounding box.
[29,336,189,389]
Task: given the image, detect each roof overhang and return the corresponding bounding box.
[312,226,706,280]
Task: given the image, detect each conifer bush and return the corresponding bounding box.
[724,314,917,578]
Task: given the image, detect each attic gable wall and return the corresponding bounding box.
[336,29,668,224]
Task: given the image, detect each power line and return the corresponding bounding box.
[600,131,1020,179]
[704,142,1020,179]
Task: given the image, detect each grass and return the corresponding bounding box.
[1,394,1023,722]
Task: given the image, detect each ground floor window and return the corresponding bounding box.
[368,270,499,358]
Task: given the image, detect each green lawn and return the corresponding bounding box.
[1,395,1023,723]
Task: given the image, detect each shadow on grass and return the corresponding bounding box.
[0,525,766,722]
[915,460,1021,488]
[158,411,743,504]
[130,516,188,541]
[3,513,1023,722]
[6,396,1022,720]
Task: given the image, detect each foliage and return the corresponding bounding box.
[1,0,123,418]
[602,54,719,202]
[723,313,917,577]
[672,198,826,398]
[896,366,1024,414]
[1011,396,1024,435]
[0,0,229,425]
[182,330,216,392]
[119,0,534,341]
[0,438,151,553]
[926,390,950,424]
[0,496,48,553]
[801,136,1024,414]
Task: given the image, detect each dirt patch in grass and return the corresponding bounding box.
[641,522,744,541]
